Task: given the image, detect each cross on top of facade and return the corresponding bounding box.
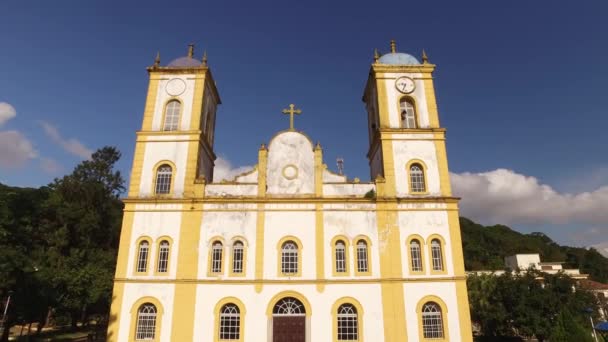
[282,104,302,130]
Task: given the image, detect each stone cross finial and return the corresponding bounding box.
[187,44,194,58]
[281,104,302,130]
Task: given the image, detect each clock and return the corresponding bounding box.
[395,76,415,94]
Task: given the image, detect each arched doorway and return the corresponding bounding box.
[272,297,306,342]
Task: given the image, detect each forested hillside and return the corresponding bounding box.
[460,217,608,282]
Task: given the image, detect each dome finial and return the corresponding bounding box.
[390,39,397,53]
[187,44,194,58]
[202,50,208,67]
[373,48,379,63]
[422,49,429,64]
[154,51,161,67]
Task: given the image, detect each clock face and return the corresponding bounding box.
[395,76,416,94]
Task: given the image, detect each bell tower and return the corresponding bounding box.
[362,40,451,198]
[128,44,221,198]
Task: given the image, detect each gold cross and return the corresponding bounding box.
[282,104,302,130]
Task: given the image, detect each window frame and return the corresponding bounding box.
[416,296,449,341]
[229,238,247,277]
[208,240,224,275]
[353,235,372,276]
[427,235,447,275]
[161,99,182,132]
[331,236,350,277]
[407,235,425,275]
[398,96,418,129]
[135,237,152,275]
[152,161,176,196]
[154,237,172,275]
[406,160,429,195]
[276,236,302,277]
[332,297,364,342]
[214,297,246,342]
[129,297,164,342]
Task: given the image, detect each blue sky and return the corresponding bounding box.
[1,1,607,249]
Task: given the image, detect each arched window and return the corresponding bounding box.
[421,302,444,339]
[211,241,223,274]
[431,239,443,271]
[356,240,368,273]
[155,164,172,194]
[137,241,149,273]
[219,304,240,340]
[281,241,298,275]
[135,303,157,340]
[410,240,423,272]
[335,240,347,273]
[232,241,244,274]
[409,163,426,193]
[400,98,417,128]
[163,100,180,131]
[337,304,358,341]
[157,240,170,273]
[273,297,306,316]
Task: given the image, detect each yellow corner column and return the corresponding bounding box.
[140,74,160,131]
[313,144,325,291]
[170,204,204,341]
[255,145,267,292]
[448,210,473,341]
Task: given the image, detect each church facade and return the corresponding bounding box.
[107,42,473,342]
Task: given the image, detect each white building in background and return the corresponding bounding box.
[469,253,588,279]
[107,41,473,342]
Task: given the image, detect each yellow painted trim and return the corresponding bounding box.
[330,235,350,277]
[447,211,465,277]
[228,238,247,277]
[353,235,372,276]
[213,297,246,342]
[114,205,135,278]
[422,75,440,128]
[107,282,124,341]
[207,236,226,276]
[170,283,197,341]
[129,296,164,342]
[331,297,364,342]
[189,75,206,131]
[315,203,325,291]
[140,77,160,131]
[416,295,449,342]
[455,279,474,341]
[281,164,299,180]
[406,159,430,195]
[257,146,267,197]
[183,140,201,195]
[396,95,421,129]
[123,196,461,206]
[254,204,265,292]
[314,146,323,196]
[153,236,173,275]
[427,234,448,275]
[406,234,426,275]
[160,98,184,132]
[276,236,303,277]
[128,142,147,197]
[433,139,453,196]
[151,160,177,196]
[266,290,312,317]
[133,236,153,276]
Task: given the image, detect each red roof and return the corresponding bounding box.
[579,279,608,290]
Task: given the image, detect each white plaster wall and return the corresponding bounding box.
[398,211,454,277]
[235,168,258,182]
[392,140,441,196]
[198,210,258,279]
[323,211,380,278]
[323,183,375,197]
[139,141,190,197]
[322,169,346,182]
[381,73,430,128]
[118,283,176,342]
[403,282,462,341]
[267,132,315,195]
[151,75,196,131]
[193,283,385,342]
[264,211,316,279]
[127,209,182,279]
[205,184,258,197]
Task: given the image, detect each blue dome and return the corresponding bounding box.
[378,52,420,65]
[167,56,202,67]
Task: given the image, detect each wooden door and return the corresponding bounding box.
[272,316,305,342]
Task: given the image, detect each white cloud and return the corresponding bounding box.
[0,130,38,167]
[592,241,608,258]
[39,157,63,174]
[38,121,93,159]
[213,157,254,182]
[0,102,16,126]
[451,168,608,226]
